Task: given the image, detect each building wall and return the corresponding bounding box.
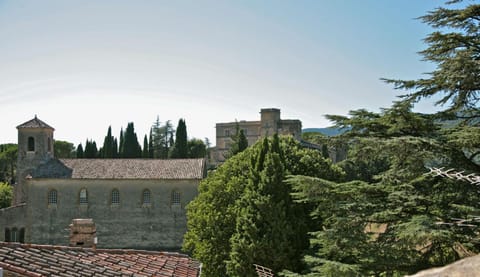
[0,205,27,242]
[214,108,302,163]
[24,178,199,250]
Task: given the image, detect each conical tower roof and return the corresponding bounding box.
[17,116,54,130]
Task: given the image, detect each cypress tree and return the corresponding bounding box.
[170,119,188,158]
[112,138,118,158]
[119,129,124,158]
[102,126,114,158]
[84,139,98,159]
[76,144,84,158]
[142,134,149,158]
[123,122,142,158]
[148,128,154,158]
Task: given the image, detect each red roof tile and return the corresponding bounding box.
[0,242,200,277]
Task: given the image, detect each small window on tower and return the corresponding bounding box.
[171,190,181,206]
[28,137,35,151]
[111,189,120,205]
[48,189,57,205]
[79,188,88,205]
[48,137,52,152]
[142,189,151,205]
[225,129,230,137]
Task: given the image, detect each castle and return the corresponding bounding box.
[1,116,205,250]
[213,108,302,163]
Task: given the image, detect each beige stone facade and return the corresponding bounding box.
[1,117,206,250]
[213,108,302,163]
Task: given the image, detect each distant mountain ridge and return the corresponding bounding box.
[302,127,348,137]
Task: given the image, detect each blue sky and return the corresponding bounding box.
[0,0,447,146]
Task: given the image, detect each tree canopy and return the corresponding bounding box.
[183,135,343,277]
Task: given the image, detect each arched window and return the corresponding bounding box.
[79,188,88,205]
[48,189,57,205]
[19,228,25,243]
[171,190,181,205]
[28,137,35,151]
[142,189,151,205]
[111,189,120,205]
[4,228,10,242]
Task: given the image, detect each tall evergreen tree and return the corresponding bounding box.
[170,119,188,158]
[119,129,124,158]
[76,144,84,158]
[102,126,114,158]
[84,139,98,159]
[112,138,118,158]
[183,136,343,277]
[142,134,149,158]
[122,122,142,158]
[148,128,154,158]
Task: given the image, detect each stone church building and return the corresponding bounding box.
[0,117,206,250]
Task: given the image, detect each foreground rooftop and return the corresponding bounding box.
[0,242,200,277]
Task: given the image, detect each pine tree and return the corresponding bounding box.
[170,119,188,158]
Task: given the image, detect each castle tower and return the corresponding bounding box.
[14,116,55,205]
[260,108,281,137]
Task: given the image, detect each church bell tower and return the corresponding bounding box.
[14,116,55,205]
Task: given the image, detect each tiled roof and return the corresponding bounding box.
[0,242,200,277]
[17,116,54,130]
[55,158,205,180]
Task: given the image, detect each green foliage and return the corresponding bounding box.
[187,138,206,158]
[142,135,149,158]
[288,100,480,276]
[84,139,98,159]
[102,126,115,158]
[0,182,12,208]
[171,119,188,158]
[183,136,343,277]
[382,1,480,121]
[54,140,75,158]
[121,122,142,158]
[227,122,249,158]
[0,144,17,184]
[76,144,84,158]
[151,117,175,159]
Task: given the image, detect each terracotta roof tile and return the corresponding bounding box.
[48,158,207,180]
[0,243,200,277]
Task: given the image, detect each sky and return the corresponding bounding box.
[0,0,448,146]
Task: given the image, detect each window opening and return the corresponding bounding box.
[142,189,151,204]
[79,188,88,205]
[19,228,25,243]
[48,189,57,205]
[171,191,181,205]
[4,228,10,242]
[28,137,35,151]
[11,228,17,242]
[111,189,120,205]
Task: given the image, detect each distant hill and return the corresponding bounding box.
[302,127,348,137]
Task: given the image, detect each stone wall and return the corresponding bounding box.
[24,178,199,250]
[0,204,27,242]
